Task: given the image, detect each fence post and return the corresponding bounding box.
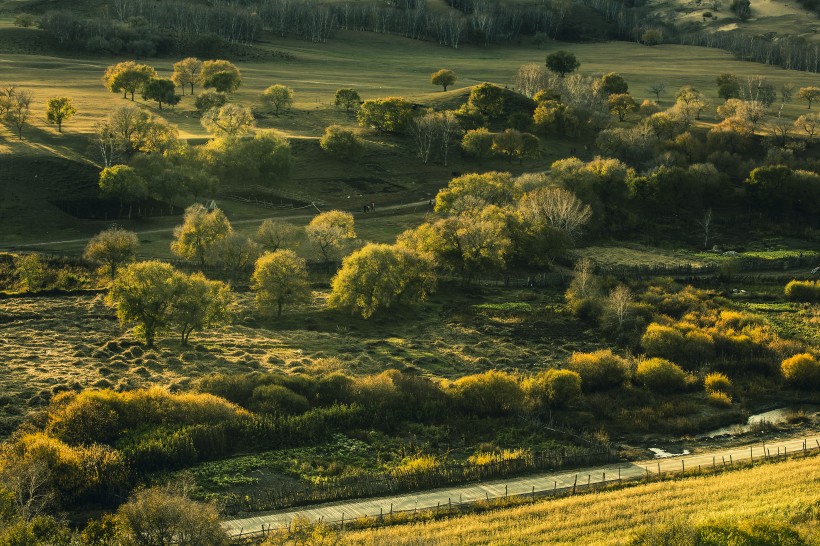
[657,462,661,479]
[681,460,685,476]
[573,474,577,494]
[729,454,733,466]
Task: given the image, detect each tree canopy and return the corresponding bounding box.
[251,250,312,318]
[545,50,580,77]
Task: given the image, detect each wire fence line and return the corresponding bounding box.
[224,437,820,541]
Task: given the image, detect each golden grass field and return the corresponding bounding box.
[337,455,820,545]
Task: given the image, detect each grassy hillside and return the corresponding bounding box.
[335,455,820,545]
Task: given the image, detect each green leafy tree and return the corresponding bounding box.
[328,243,436,318]
[545,50,580,77]
[141,78,179,110]
[797,86,820,109]
[251,250,312,318]
[84,226,139,279]
[171,57,202,95]
[305,210,356,267]
[523,369,582,411]
[357,97,415,133]
[98,165,148,219]
[45,97,76,132]
[15,253,46,292]
[194,90,227,114]
[262,84,294,115]
[200,103,255,136]
[320,125,364,161]
[3,88,33,139]
[716,73,741,99]
[106,261,179,347]
[460,127,496,161]
[335,88,361,112]
[170,272,233,344]
[201,131,291,187]
[435,171,517,213]
[200,60,242,93]
[492,128,524,161]
[468,83,505,118]
[599,72,628,96]
[608,93,638,122]
[102,61,157,101]
[431,68,457,91]
[170,203,233,267]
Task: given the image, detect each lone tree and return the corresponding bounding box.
[334,88,361,112]
[200,60,242,93]
[545,50,579,77]
[103,61,156,100]
[431,68,457,91]
[797,86,820,109]
[305,210,356,269]
[320,124,364,161]
[251,250,312,318]
[171,57,203,95]
[716,73,741,99]
[599,72,628,96]
[107,261,180,347]
[142,78,179,110]
[45,97,76,133]
[647,82,666,102]
[84,226,139,279]
[200,103,255,136]
[3,88,33,139]
[328,243,436,319]
[261,84,294,115]
[171,203,233,267]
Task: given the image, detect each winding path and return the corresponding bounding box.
[222,434,820,538]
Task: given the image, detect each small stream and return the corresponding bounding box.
[648,405,818,458]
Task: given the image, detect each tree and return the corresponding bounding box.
[102,105,180,157]
[608,93,637,122]
[171,203,233,267]
[518,186,592,242]
[106,261,180,347]
[103,61,156,101]
[357,97,415,133]
[468,83,505,118]
[793,113,819,140]
[797,86,820,109]
[261,84,293,115]
[200,104,255,136]
[716,73,740,99]
[255,219,299,252]
[334,88,361,112]
[675,86,708,120]
[730,0,751,18]
[599,72,628,96]
[201,131,291,187]
[778,82,795,117]
[305,210,356,268]
[492,128,525,161]
[607,284,633,328]
[200,60,242,93]
[3,88,32,139]
[116,487,229,546]
[320,125,364,161]
[460,127,495,160]
[647,82,666,102]
[545,50,579,77]
[84,226,139,279]
[411,110,441,164]
[170,272,233,344]
[438,110,460,167]
[194,91,227,114]
[0,457,55,522]
[641,28,662,45]
[171,57,202,95]
[45,97,76,133]
[516,63,550,98]
[328,243,436,319]
[251,250,312,318]
[98,165,148,219]
[141,78,179,110]
[211,233,259,280]
[435,171,517,213]
[431,68,456,91]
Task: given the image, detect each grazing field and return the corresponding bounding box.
[336,455,820,545]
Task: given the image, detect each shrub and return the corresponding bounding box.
[784,280,820,302]
[707,390,732,407]
[523,369,582,410]
[704,372,731,393]
[781,353,820,390]
[636,358,687,393]
[451,370,523,416]
[641,323,685,359]
[249,384,310,416]
[320,125,364,161]
[567,350,630,391]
